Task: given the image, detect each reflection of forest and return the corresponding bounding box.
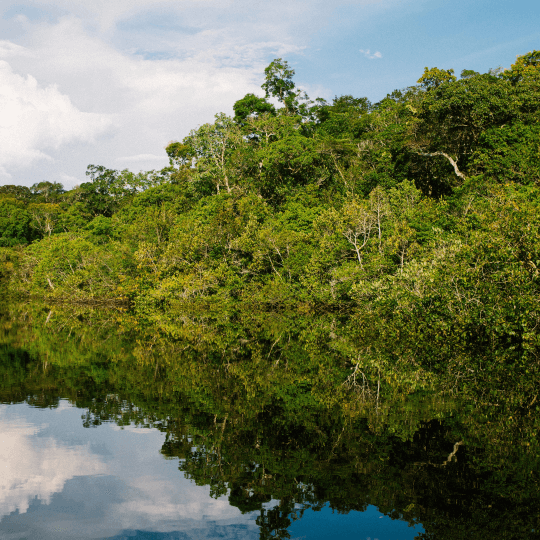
[0,302,539,540]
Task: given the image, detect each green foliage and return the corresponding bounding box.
[502,49,540,83]
[0,50,539,330]
[165,141,195,167]
[472,123,540,183]
[16,233,133,301]
[460,69,480,79]
[2,58,538,540]
[0,185,33,201]
[30,181,65,203]
[417,66,457,89]
[233,93,276,122]
[261,57,300,113]
[0,199,34,246]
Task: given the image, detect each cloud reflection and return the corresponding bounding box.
[0,412,107,518]
[0,403,259,539]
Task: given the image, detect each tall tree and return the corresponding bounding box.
[262,58,307,114]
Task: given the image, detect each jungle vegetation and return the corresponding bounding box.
[0,51,538,310]
[1,51,540,400]
[2,52,540,539]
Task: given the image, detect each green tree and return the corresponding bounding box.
[502,49,540,83]
[233,93,276,123]
[262,58,308,114]
[417,66,457,89]
[0,185,33,201]
[0,199,34,246]
[183,113,243,194]
[28,202,62,237]
[30,181,65,203]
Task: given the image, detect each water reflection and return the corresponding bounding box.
[0,403,105,519]
[0,401,421,540]
[0,302,538,539]
[0,402,261,539]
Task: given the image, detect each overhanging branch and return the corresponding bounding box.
[416,151,467,181]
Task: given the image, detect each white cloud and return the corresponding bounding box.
[0,414,107,519]
[116,153,168,165]
[360,48,383,59]
[0,59,113,174]
[0,39,33,58]
[0,0,383,185]
[0,16,273,182]
[4,0,375,36]
[60,173,82,185]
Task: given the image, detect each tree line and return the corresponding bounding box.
[1,52,539,340]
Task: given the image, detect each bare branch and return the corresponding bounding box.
[416,151,467,180]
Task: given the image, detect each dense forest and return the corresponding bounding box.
[1,52,540,323]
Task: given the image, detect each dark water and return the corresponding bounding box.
[0,303,538,539]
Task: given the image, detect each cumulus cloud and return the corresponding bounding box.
[0,59,113,173]
[0,16,270,183]
[0,0,383,185]
[360,48,383,59]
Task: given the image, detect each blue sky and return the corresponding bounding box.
[0,0,538,187]
[297,0,540,98]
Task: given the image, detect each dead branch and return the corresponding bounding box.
[416,151,467,180]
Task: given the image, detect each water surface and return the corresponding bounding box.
[0,401,422,540]
[0,303,538,539]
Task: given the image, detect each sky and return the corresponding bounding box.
[0,0,539,189]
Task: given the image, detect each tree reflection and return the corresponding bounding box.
[0,301,538,539]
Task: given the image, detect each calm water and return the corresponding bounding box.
[0,401,421,540]
[0,303,538,539]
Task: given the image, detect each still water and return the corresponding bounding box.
[0,401,421,540]
[0,303,538,539]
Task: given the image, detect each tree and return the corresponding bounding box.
[313,95,370,139]
[461,69,480,79]
[406,72,518,194]
[0,185,33,201]
[341,199,375,267]
[233,93,276,123]
[183,113,243,194]
[30,181,65,203]
[417,67,457,90]
[330,94,371,114]
[502,50,540,83]
[28,203,62,237]
[0,200,34,246]
[79,165,142,216]
[261,58,307,114]
[79,165,121,217]
[165,142,195,168]
[369,186,390,245]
